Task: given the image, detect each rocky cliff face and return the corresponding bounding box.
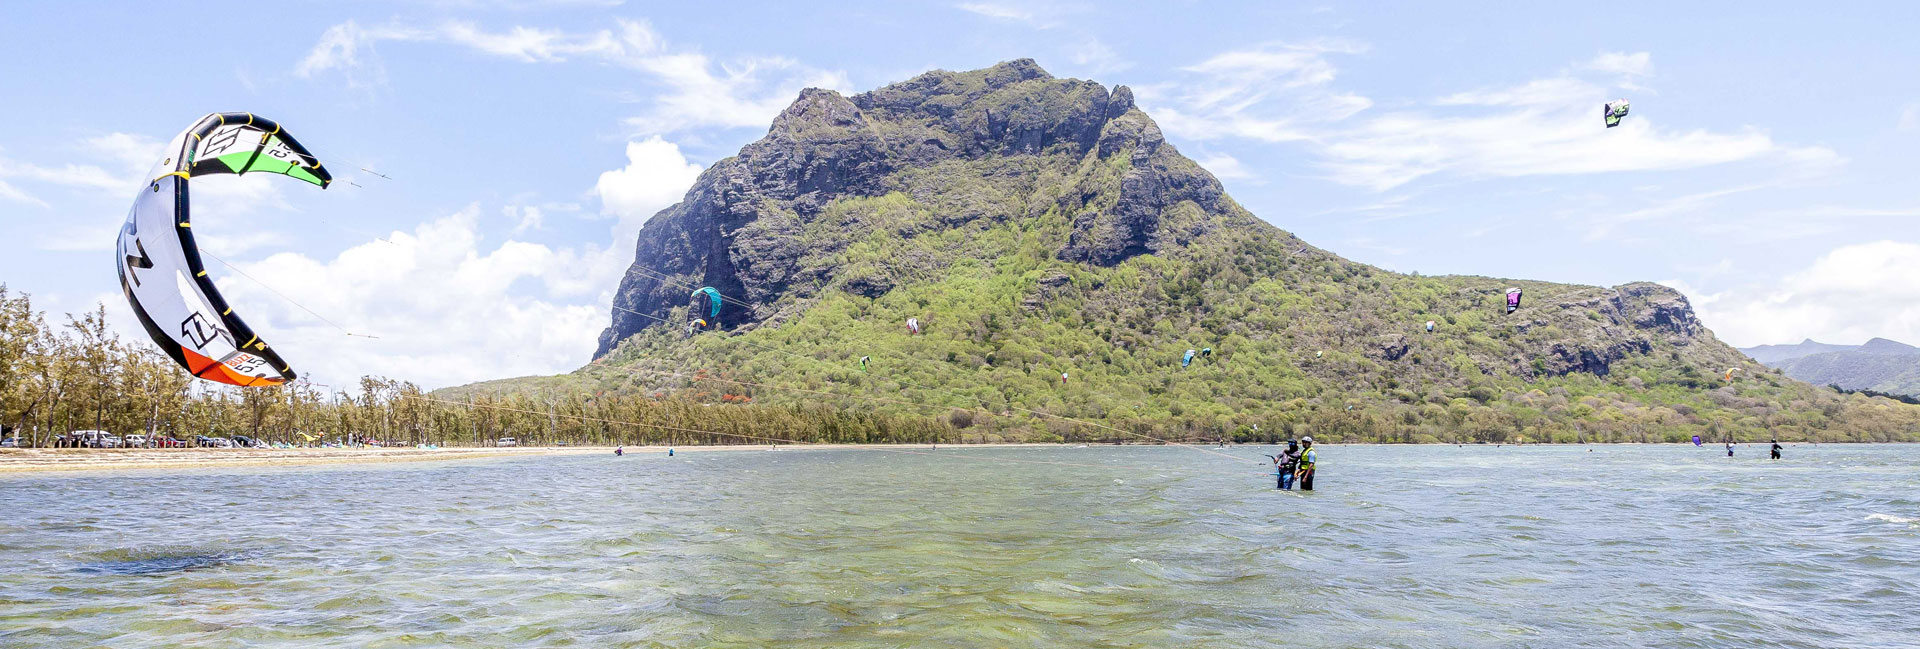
[555,59,1919,444]
[596,59,1240,357]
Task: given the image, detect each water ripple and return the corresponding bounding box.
[1,445,1917,647]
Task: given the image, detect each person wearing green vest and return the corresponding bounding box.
[1295,436,1317,491]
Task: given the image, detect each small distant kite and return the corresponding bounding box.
[690,287,722,320]
[1604,99,1630,128]
[1506,288,1523,315]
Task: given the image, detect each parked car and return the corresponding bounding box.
[231,435,260,448]
[496,437,518,447]
[69,430,121,448]
[0,437,18,448]
[193,435,233,448]
[122,434,149,448]
[150,435,183,448]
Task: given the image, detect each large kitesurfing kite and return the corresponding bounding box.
[116,112,331,387]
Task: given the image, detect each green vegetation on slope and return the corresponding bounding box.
[572,168,1920,443]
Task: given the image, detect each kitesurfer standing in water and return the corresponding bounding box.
[1295,437,1317,491]
[1726,441,1735,457]
[1770,440,1782,460]
[1266,440,1300,490]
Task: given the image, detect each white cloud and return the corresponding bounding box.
[1139,41,1372,145]
[0,179,45,207]
[506,204,545,234]
[1343,236,1407,256]
[1148,47,1835,191]
[1578,184,1761,240]
[1195,153,1254,180]
[957,3,1037,22]
[211,206,621,389]
[1677,240,1920,347]
[0,157,125,194]
[1582,51,1652,84]
[594,136,705,235]
[1066,36,1129,76]
[621,52,851,135]
[296,19,847,136]
[1900,102,1920,132]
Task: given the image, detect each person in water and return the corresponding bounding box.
[1295,437,1316,491]
[1265,440,1300,490]
[1770,439,1782,460]
[615,446,624,457]
[1726,441,1735,457]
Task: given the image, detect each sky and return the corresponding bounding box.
[2,1,1917,390]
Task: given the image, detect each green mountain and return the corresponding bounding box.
[1744,338,1920,398]
[470,59,1920,444]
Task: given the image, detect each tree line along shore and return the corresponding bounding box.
[5,286,1918,449]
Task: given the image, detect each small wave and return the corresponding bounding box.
[76,549,253,575]
[1866,513,1918,525]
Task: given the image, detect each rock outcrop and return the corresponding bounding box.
[597,59,1234,356]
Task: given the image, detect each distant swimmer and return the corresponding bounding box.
[668,448,675,457]
[1770,440,1782,460]
[615,446,624,457]
[1296,437,1317,491]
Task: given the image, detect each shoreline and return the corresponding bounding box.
[0,440,1872,474]
[0,442,1070,474]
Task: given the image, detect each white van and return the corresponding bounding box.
[123,433,149,448]
[495,437,518,447]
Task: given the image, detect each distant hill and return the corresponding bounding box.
[1743,338,1920,398]
[1739,339,1861,364]
[448,60,1920,444]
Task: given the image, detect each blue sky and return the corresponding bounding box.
[2,1,1917,389]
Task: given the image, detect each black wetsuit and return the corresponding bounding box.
[1770,443,1782,460]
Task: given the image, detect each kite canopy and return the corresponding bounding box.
[116,113,331,387]
[690,287,723,319]
[1505,288,1523,315]
[1182,349,1197,368]
[1604,99,1630,128]
[906,317,921,334]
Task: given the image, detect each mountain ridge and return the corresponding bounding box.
[487,59,1920,444]
[1740,338,1920,398]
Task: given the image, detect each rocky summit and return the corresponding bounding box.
[558,59,1919,443]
